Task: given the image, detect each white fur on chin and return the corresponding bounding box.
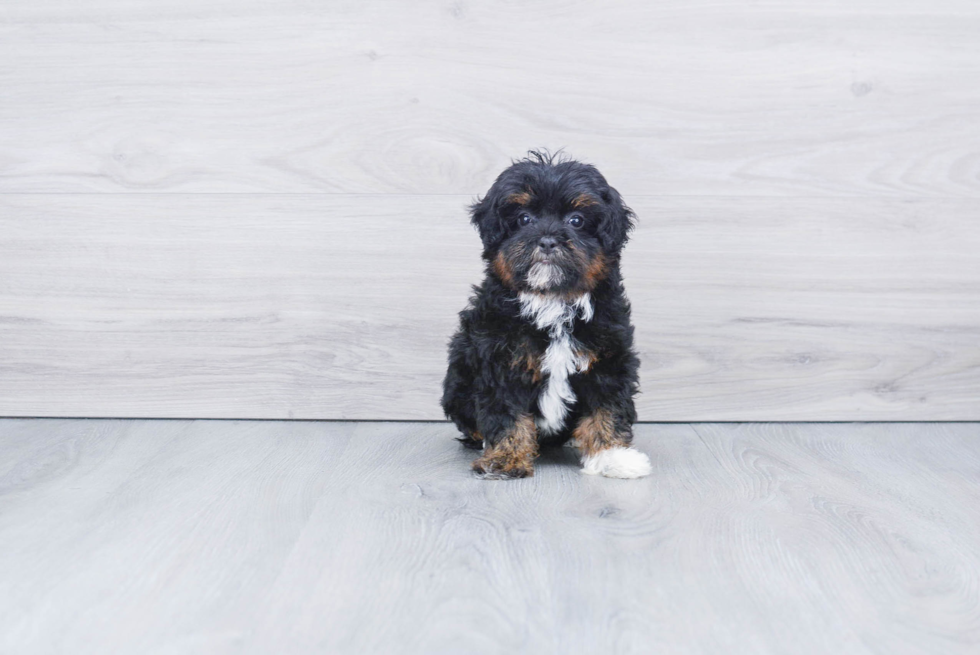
[527,262,564,290]
[581,446,652,479]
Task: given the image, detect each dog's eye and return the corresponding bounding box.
[567,213,584,229]
[518,213,532,226]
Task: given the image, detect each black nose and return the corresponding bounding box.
[538,236,559,253]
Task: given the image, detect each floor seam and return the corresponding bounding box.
[688,423,726,469]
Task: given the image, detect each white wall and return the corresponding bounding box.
[1,1,978,419]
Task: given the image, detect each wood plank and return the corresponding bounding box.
[1,0,978,196]
[1,194,978,420]
[0,418,354,654]
[1,419,979,653]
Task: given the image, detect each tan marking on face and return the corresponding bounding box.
[493,251,516,288]
[565,244,608,293]
[573,408,630,457]
[508,191,533,206]
[568,242,590,267]
[582,252,608,290]
[472,414,538,478]
[571,193,599,208]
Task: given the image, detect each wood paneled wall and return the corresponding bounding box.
[1,1,978,419]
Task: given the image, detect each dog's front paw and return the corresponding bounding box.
[472,456,534,480]
[581,446,651,479]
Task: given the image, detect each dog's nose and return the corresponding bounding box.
[538,236,559,253]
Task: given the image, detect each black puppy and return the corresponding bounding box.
[442,151,651,479]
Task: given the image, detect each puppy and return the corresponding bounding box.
[441,151,651,479]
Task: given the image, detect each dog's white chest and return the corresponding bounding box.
[518,293,593,435]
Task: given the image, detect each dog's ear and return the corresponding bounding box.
[469,189,505,255]
[596,185,635,254]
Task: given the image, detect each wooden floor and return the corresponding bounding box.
[1,420,978,654]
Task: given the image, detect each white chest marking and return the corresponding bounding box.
[518,293,593,435]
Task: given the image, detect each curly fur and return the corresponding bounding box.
[441,151,650,479]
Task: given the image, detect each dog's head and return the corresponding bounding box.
[470,151,634,294]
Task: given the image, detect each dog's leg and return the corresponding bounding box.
[472,413,538,479]
[573,408,651,479]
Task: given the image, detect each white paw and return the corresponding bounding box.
[581,446,652,479]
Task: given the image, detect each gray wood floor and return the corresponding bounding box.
[1,420,978,654]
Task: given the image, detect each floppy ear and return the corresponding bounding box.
[596,185,635,254]
[469,189,506,255]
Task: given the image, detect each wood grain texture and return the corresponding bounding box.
[1,419,978,654]
[2,0,979,420]
[1,0,979,196]
[1,194,978,420]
